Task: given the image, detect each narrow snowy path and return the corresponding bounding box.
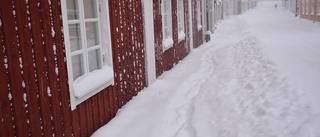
[242,2,320,135]
[92,1,319,137]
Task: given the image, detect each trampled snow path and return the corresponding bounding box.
[92,1,318,137]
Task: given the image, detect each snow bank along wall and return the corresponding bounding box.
[0,0,206,136]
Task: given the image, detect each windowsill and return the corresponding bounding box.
[197,24,202,30]
[163,37,174,51]
[73,66,114,98]
[178,32,186,42]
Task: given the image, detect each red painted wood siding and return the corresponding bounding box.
[153,0,191,77]
[0,0,146,136]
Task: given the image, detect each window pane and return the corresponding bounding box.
[84,0,97,19]
[67,0,79,20]
[88,49,101,72]
[72,54,84,80]
[165,28,169,38]
[164,14,168,27]
[178,13,181,23]
[164,1,167,12]
[86,22,100,47]
[178,1,182,12]
[69,24,82,52]
[178,0,184,33]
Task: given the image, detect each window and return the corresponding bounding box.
[162,0,173,51]
[197,0,202,30]
[177,0,185,42]
[61,0,114,110]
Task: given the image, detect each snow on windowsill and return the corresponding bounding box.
[178,32,186,42]
[73,66,114,98]
[163,37,173,51]
[197,24,202,30]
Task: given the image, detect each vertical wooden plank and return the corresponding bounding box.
[118,0,126,106]
[28,0,54,136]
[13,0,43,136]
[137,0,146,89]
[97,90,106,127]
[124,0,133,101]
[127,0,133,98]
[134,0,139,89]
[123,0,130,105]
[126,0,133,103]
[131,0,138,95]
[78,104,88,137]
[85,99,94,135]
[71,110,80,137]
[108,0,117,109]
[135,0,142,93]
[38,0,63,136]
[0,1,30,136]
[133,0,138,94]
[135,0,141,91]
[92,95,99,131]
[111,0,124,109]
[50,0,73,136]
[103,89,111,122]
[0,12,15,137]
[109,87,116,118]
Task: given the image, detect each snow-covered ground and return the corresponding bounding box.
[92,1,320,137]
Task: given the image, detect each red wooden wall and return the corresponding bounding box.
[299,0,320,22]
[0,0,146,136]
[153,0,191,77]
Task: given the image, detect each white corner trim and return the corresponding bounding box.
[188,0,194,51]
[142,0,157,85]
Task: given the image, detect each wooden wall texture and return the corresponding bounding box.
[153,0,192,77]
[0,0,146,136]
[299,0,320,22]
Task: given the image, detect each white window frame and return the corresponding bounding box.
[162,0,173,51]
[177,0,186,42]
[197,0,202,30]
[61,0,114,110]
